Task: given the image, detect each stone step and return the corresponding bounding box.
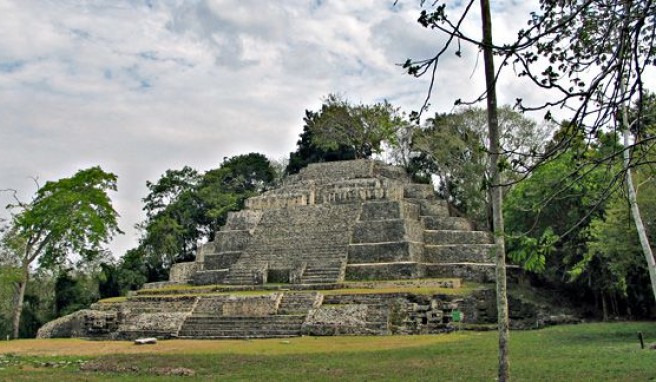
[348,242,422,264]
[423,230,493,245]
[178,314,305,338]
[278,293,320,314]
[359,201,421,221]
[245,243,349,252]
[424,244,495,263]
[302,274,340,280]
[405,199,450,217]
[185,315,305,323]
[212,230,251,252]
[365,322,389,331]
[224,211,263,231]
[190,269,228,285]
[202,252,242,271]
[351,220,423,244]
[300,276,340,284]
[177,329,301,338]
[423,263,496,283]
[224,268,260,284]
[181,325,302,333]
[345,262,422,281]
[115,329,175,340]
[421,216,474,231]
[303,269,341,275]
[300,280,338,285]
[181,324,302,332]
[177,334,300,339]
[404,184,434,199]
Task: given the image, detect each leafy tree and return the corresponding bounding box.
[413,110,487,221]
[135,153,275,281]
[1,167,121,338]
[504,142,618,275]
[308,94,404,159]
[413,106,547,226]
[54,270,98,316]
[103,247,149,294]
[286,112,356,175]
[513,0,656,303]
[0,267,20,338]
[576,157,656,317]
[503,128,635,319]
[198,153,275,239]
[18,273,55,338]
[143,166,201,219]
[140,166,202,268]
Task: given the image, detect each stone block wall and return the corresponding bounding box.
[223,210,263,231]
[169,262,198,283]
[221,293,282,316]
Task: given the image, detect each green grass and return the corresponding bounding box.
[1,322,655,381]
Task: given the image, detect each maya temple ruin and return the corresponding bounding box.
[37,159,572,340]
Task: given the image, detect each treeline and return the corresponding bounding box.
[2,94,655,337]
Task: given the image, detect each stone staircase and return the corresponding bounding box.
[177,315,305,339]
[300,262,343,284]
[224,267,261,285]
[277,292,322,314]
[420,213,496,282]
[224,204,360,285]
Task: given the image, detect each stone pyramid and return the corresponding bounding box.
[38,160,573,340]
[167,159,495,287]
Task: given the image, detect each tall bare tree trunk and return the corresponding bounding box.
[11,265,29,339]
[620,102,656,305]
[480,0,510,380]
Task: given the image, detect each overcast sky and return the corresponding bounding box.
[1,0,543,257]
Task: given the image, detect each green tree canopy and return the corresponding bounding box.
[286,110,356,175]
[308,94,404,159]
[412,106,547,226]
[2,166,121,338]
[135,153,276,282]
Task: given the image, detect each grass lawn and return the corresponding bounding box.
[0,322,654,381]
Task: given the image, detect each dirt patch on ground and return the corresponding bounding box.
[0,335,462,357]
[80,361,195,376]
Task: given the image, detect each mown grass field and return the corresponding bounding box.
[1,322,655,381]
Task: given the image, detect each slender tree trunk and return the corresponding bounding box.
[621,114,656,304]
[11,264,29,339]
[480,0,510,380]
[616,0,656,305]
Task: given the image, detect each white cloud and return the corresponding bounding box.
[1,0,560,257]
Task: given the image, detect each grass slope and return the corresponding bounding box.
[1,322,654,381]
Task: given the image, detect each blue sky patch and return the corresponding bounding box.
[0,60,25,73]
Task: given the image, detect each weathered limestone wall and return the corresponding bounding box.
[221,293,282,316]
[169,262,198,283]
[36,310,117,338]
